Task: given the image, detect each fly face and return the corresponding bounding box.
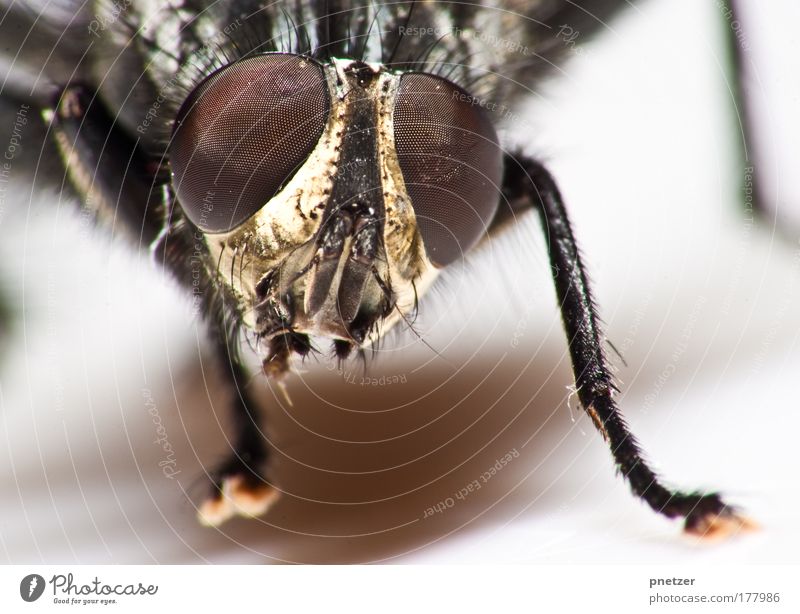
[170,53,502,366]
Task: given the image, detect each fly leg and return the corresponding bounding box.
[45,84,165,245]
[197,321,280,527]
[154,213,282,527]
[501,154,757,539]
[48,83,279,526]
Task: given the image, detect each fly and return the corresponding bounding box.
[0,0,759,538]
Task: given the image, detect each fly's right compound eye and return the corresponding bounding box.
[170,53,330,233]
[393,73,503,267]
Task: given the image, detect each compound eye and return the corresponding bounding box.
[393,73,502,267]
[171,53,329,233]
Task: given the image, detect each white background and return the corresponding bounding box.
[1,0,799,567]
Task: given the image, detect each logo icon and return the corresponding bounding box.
[20,574,46,602]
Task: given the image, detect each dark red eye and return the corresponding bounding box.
[393,73,503,267]
[171,53,329,233]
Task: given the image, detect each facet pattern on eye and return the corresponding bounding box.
[171,53,330,233]
[393,72,502,267]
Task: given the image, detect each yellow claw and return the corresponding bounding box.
[684,512,760,542]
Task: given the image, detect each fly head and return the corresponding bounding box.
[169,52,503,370]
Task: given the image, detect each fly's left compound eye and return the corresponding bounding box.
[170,53,330,233]
[393,73,503,267]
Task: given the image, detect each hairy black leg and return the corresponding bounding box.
[155,214,279,526]
[502,154,755,538]
[48,84,278,525]
[197,316,279,526]
[46,84,165,245]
